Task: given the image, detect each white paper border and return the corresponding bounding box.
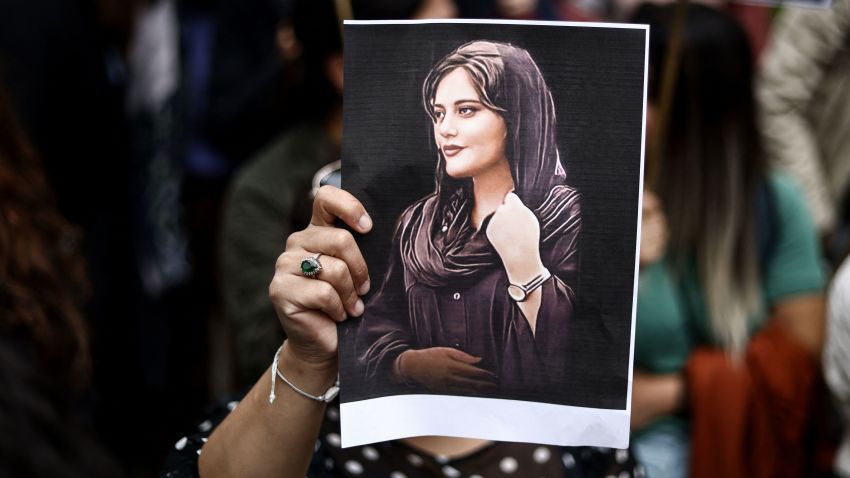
[341,395,630,448]
[340,19,650,450]
[345,18,650,30]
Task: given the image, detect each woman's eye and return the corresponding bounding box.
[458,106,477,117]
[432,110,445,121]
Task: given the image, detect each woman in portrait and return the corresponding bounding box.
[353,40,581,399]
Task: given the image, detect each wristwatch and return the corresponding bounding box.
[507,268,551,302]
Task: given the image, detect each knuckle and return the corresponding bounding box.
[315,185,337,206]
[269,277,283,301]
[285,230,304,250]
[274,252,290,271]
[331,261,351,286]
[352,260,368,279]
[315,185,330,202]
[333,228,355,248]
[318,281,338,305]
[281,301,299,318]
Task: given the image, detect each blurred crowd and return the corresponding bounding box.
[0,0,848,476]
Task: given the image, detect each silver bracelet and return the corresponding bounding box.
[269,345,340,404]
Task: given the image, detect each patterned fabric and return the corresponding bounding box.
[161,396,643,478]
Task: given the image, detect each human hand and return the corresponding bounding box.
[640,190,668,266]
[486,192,545,284]
[630,370,685,430]
[395,347,498,394]
[269,186,372,370]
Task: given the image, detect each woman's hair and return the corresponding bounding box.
[0,81,91,388]
[421,40,567,210]
[634,3,766,353]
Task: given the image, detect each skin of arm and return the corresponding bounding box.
[772,294,825,357]
[630,371,685,430]
[198,344,336,478]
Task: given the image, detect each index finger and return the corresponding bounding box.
[446,348,481,364]
[454,362,498,381]
[312,186,372,233]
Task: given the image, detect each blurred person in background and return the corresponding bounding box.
[0,0,230,474]
[826,255,850,478]
[0,80,124,478]
[219,0,458,387]
[630,4,825,477]
[757,0,850,267]
[455,0,560,19]
[0,0,141,471]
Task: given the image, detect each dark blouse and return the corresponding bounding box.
[160,396,642,478]
[354,185,581,401]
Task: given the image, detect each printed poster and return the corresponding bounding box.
[339,19,647,448]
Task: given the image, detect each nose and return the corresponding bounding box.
[438,114,457,138]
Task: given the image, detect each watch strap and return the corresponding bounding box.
[508,268,551,302]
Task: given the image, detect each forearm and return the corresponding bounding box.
[631,372,685,430]
[773,294,825,357]
[199,343,336,478]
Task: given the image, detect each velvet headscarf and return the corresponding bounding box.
[398,40,572,288]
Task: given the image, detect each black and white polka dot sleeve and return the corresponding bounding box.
[159,395,335,478]
[160,397,242,478]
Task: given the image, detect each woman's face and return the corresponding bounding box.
[431,67,508,179]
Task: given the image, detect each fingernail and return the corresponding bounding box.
[358,278,371,295]
[358,213,372,232]
[353,299,365,316]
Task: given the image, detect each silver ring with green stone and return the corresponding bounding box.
[300,253,323,278]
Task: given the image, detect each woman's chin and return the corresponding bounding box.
[445,168,467,179]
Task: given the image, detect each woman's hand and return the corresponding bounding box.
[395,347,498,394]
[269,186,373,369]
[486,192,545,284]
[630,370,685,430]
[200,187,373,478]
[640,190,668,266]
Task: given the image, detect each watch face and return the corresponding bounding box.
[507,284,526,302]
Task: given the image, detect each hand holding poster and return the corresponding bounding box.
[339,20,648,448]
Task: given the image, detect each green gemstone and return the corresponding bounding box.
[301,259,318,274]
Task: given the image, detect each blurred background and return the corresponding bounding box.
[0,0,847,476]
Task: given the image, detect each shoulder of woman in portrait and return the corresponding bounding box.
[395,193,439,231]
[540,184,581,215]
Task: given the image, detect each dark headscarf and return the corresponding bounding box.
[399,41,572,288]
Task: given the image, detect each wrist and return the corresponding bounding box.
[504,257,547,286]
[280,341,337,388]
[393,350,416,386]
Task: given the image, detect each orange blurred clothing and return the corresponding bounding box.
[687,321,822,478]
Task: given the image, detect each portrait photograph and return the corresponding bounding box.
[338,19,647,448]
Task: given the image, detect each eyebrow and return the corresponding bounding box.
[432,99,483,109]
